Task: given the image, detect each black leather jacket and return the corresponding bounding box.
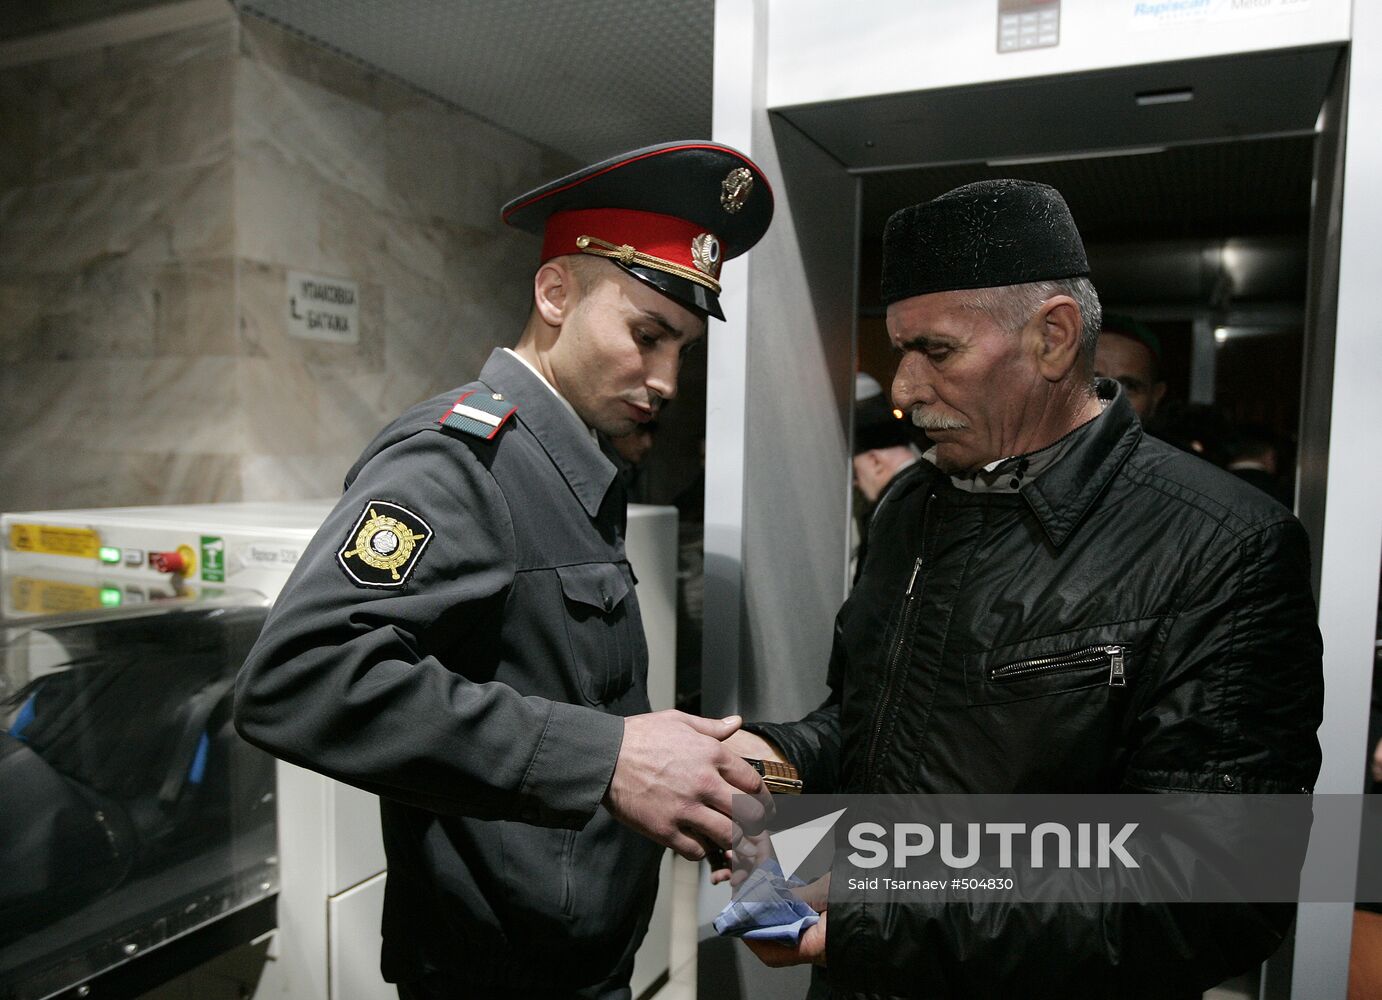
[750,383,1324,999]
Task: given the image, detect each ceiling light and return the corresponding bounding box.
[1135,88,1194,106]
[985,145,1166,168]
[1214,327,1229,343]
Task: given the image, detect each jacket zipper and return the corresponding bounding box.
[863,496,934,787]
[989,644,1128,687]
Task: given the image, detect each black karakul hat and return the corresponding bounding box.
[502,140,774,320]
[881,179,1089,306]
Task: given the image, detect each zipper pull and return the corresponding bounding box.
[1107,645,1127,687]
[905,556,922,596]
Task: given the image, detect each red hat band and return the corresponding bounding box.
[541,208,724,293]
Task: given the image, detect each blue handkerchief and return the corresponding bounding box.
[713,860,821,945]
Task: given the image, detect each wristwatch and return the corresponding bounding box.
[742,757,803,794]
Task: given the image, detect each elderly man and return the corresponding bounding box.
[236,142,773,999]
[730,179,1323,998]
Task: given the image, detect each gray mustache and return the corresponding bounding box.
[911,407,968,431]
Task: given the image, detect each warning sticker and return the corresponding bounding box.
[8,524,101,559]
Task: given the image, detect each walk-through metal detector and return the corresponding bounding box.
[705,3,1382,996]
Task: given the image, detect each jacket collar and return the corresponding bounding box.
[1021,378,1142,548]
[477,348,617,518]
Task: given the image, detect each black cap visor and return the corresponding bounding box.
[621,263,724,322]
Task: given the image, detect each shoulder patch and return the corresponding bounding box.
[438,389,517,441]
[337,500,433,588]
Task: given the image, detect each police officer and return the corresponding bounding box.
[234,141,774,999]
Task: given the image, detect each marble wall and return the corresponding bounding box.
[0,10,571,512]
[0,18,239,510]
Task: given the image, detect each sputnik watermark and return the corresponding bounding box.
[725,793,1382,905]
[846,821,1139,870]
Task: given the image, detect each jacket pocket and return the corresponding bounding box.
[556,562,642,705]
[497,821,577,930]
[964,620,1156,706]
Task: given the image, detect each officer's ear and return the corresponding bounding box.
[533,259,577,327]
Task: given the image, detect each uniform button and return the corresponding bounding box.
[602,593,613,611]
[1221,773,1236,790]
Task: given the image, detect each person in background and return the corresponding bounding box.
[850,371,922,582]
[235,141,774,1000]
[610,420,658,503]
[1095,313,1166,421]
[1225,422,1294,509]
[851,372,922,507]
[1147,398,1234,468]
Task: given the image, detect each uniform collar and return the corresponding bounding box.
[478,349,618,518]
[1020,378,1141,547]
[501,348,598,446]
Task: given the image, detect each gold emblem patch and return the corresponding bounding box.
[337,501,432,588]
[721,167,754,214]
[691,233,722,277]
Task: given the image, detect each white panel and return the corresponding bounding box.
[624,505,678,992]
[328,781,387,896]
[710,0,859,724]
[328,873,393,1000]
[767,0,1352,109]
[630,852,674,998]
[1290,1,1382,994]
[735,114,858,721]
[625,505,679,713]
[704,0,766,716]
[257,761,330,1000]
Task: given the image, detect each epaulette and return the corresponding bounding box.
[436,388,517,441]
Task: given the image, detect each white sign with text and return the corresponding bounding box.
[287,270,359,344]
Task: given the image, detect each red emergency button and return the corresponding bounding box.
[149,545,197,576]
[149,551,186,573]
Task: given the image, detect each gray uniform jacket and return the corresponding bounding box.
[234,348,662,997]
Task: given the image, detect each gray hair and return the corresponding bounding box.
[966,277,1103,374]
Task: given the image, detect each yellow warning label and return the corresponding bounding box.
[10,577,104,614]
[8,524,101,559]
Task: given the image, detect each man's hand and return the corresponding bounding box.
[723,728,786,763]
[744,875,830,968]
[708,729,789,883]
[605,710,764,861]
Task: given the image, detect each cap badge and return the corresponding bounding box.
[691,233,722,277]
[721,167,754,214]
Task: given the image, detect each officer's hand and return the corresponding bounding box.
[605,710,764,861]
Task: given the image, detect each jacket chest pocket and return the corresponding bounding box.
[963,620,1159,707]
[556,562,644,705]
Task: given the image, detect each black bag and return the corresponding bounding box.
[0,606,273,946]
[0,732,134,941]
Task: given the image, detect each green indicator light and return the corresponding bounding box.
[98,546,121,564]
[99,587,122,607]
